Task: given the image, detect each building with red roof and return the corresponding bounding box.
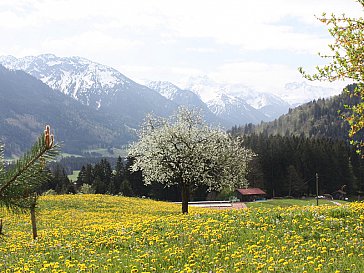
[236,188,267,202]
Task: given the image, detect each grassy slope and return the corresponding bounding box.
[245,198,349,208]
[82,147,128,157]
[0,195,363,273]
[67,170,80,182]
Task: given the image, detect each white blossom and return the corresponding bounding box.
[128,107,254,212]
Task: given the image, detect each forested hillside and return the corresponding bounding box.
[231,85,361,141]
[230,85,364,198]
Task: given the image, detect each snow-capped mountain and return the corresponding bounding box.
[0,64,133,156]
[146,80,229,125]
[252,93,291,119]
[206,93,267,125]
[0,54,128,108]
[0,54,177,125]
[183,75,291,121]
[147,80,206,107]
[148,77,270,125]
[220,84,290,119]
[275,82,342,107]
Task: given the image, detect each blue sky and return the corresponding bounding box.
[0,0,362,93]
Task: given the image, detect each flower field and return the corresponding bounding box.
[1,195,364,273]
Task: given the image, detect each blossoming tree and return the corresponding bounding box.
[129,107,254,214]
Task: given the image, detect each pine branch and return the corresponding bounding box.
[0,139,53,195]
[0,126,59,209]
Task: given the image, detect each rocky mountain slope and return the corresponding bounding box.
[146,81,229,126]
[182,76,291,121]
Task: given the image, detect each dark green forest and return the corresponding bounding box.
[242,134,363,197]
[42,156,210,201]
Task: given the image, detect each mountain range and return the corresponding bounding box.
[0,54,340,125]
[0,65,132,156]
[0,54,344,156]
[0,54,177,126]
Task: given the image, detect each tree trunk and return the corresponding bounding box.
[181,183,190,214]
[0,219,3,235]
[30,204,37,240]
[288,174,292,197]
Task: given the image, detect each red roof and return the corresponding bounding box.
[236,188,266,195]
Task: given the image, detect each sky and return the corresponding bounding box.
[0,0,362,94]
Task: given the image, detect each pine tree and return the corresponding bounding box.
[0,125,59,239]
[76,164,93,188]
[124,157,147,197]
[113,156,124,194]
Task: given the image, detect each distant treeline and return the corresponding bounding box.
[241,134,363,198]
[42,156,209,201]
[50,156,119,175]
[43,133,364,200]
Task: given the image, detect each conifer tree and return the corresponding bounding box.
[113,156,124,194]
[0,125,59,239]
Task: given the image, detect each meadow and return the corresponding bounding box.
[244,199,348,208]
[0,195,363,273]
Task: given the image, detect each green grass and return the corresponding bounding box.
[82,147,127,157]
[59,152,83,158]
[245,198,348,208]
[67,170,80,181]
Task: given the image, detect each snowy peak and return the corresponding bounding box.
[278,81,341,107]
[146,80,207,107]
[206,93,267,125]
[207,93,249,115]
[0,54,132,109]
[146,80,228,126]
[146,81,182,101]
[183,75,230,102]
[183,75,291,122]
[184,75,286,108]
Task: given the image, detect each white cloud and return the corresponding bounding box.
[186,47,217,53]
[0,0,361,93]
[117,64,202,85]
[210,62,301,92]
[41,31,141,56]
